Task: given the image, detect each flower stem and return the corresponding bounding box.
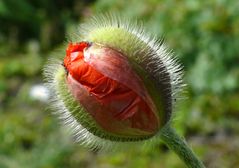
[160,124,205,168]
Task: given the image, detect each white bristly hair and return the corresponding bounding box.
[43,13,185,150]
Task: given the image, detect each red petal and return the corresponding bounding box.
[64,42,159,137]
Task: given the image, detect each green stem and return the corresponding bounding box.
[160,124,205,168]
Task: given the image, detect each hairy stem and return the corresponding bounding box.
[160,124,205,168]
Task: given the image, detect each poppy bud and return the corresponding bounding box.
[44,14,184,149]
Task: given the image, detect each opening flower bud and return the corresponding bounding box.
[44,14,184,148]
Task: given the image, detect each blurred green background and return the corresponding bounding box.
[0,0,239,167]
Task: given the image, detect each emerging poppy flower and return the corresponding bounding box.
[44,14,184,149]
[43,15,207,168]
[64,41,160,140]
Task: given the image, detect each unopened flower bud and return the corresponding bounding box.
[44,14,184,149]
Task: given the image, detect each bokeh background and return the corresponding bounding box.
[1,0,239,167]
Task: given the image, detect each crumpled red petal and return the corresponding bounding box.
[64,42,159,137]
